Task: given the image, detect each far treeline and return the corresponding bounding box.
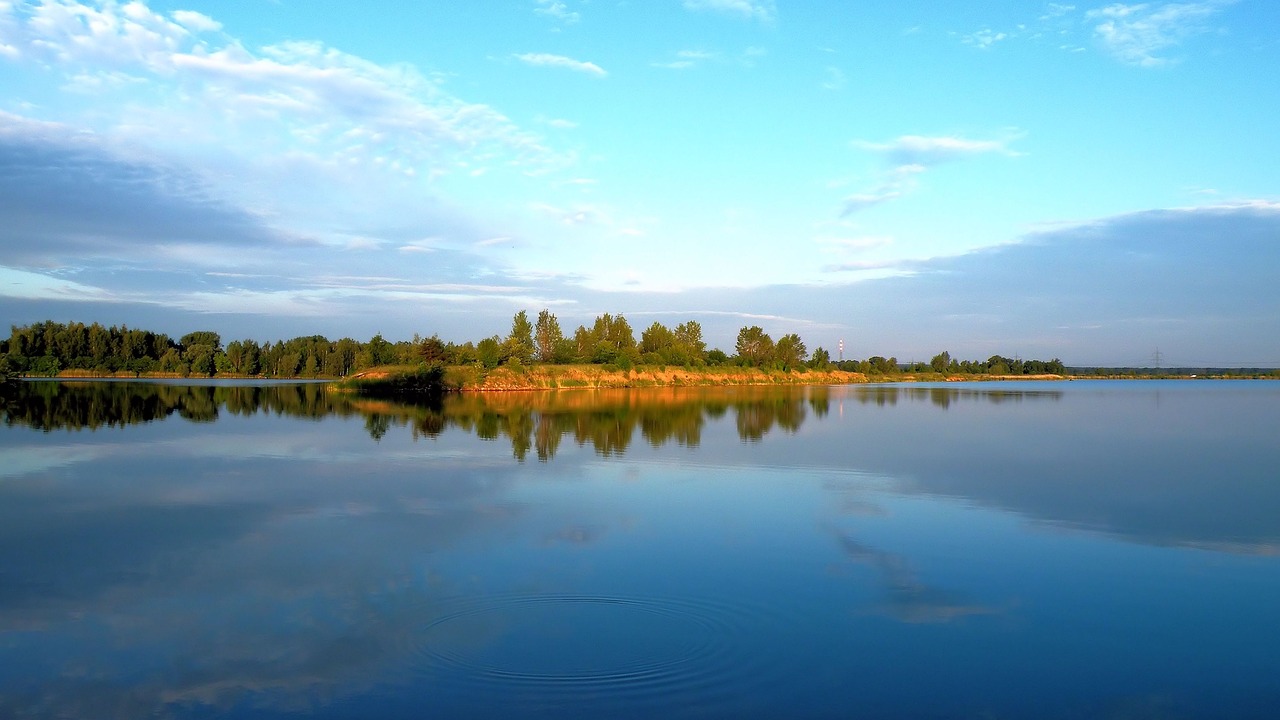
[6,313,1076,379]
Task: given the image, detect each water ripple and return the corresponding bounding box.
[403,592,783,707]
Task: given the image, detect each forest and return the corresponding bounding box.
[0,311,1067,379]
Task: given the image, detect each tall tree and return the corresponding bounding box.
[506,310,534,364]
[534,309,564,363]
[640,321,674,357]
[774,333,808,370]
[735,326,774,366]
[673,321,706,364]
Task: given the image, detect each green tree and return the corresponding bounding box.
[735,326,774,366]
[419,335,449,365]
[367,333,396,366]
[476,336,503,369]
[180,331,222,352]
[533,309,564,363]
[640,321,674,358]
[809,346,831,369]
[774,333,808,370]
[930,351,951,373]
[673,321,706,365]
[506,310,534,364]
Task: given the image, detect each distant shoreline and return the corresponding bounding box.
[16,367,1277,393]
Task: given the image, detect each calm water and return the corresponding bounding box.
[2,379,1278,719]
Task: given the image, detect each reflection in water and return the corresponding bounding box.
[2,380,348,430]
[3,381,1060,458]
[835,532,998,623]
[1,380,1279,718]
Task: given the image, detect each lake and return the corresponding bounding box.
[2,379,1278,719]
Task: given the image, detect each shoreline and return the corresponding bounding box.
[16,367,1278,392]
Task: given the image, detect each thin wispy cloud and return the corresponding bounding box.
[964,28,1008,49]
[170,10,222,34]
[854,135,1020,167]
[682,0,775,23]
[514,52,607,77]
[652,49,716,70]
[533,0,580,25]
[841,135,1016,216]
[1086,1,1232,67]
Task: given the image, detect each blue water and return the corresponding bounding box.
[1,380,1278,718]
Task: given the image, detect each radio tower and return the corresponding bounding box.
[1151,347,1163,370]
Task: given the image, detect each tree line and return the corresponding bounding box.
[0,314,1065,378]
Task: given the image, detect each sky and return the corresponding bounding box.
[1,0,1278,366]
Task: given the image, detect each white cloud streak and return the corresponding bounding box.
[170,9,220,34]
[854,135,1019,167]
[533,0,580,24]
[682,0,775,22]
[1086,1,1232,67]
[514,52,607,77]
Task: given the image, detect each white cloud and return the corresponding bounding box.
[840,136,1015,215]
[853,134,1019,167]
[171,10,221,34]
[0,0,573,225]
[682,0,775,22]
[841,189,903,216]
[653,49,716,70]
[1086,1,1231,67]
[963,28,1008,49]
[514,52,607,77]
[0,267,112,301]
[534,0,580,24]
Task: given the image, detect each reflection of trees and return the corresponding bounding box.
[3,381,829,459]
[2,381,354,432]
[371,386,825,459]
[851,385,1064,408]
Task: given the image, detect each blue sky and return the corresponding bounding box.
[1,0,1278,365]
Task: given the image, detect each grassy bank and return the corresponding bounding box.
[445,364,867,391]
[333,363,867,394]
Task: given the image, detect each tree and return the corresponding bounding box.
[476,336,503,369]
[774,333,808,370]
[930,351,951,373]
[180,331,222,352]
[367,333,396,366]
[419,335,448,365]
[640,321,674,357]
[534,309,564,363]
[506,310,534,364]
[673,321,706,364]
[735,326,774,366]
[583,313,637,364]
[809,346,831,369]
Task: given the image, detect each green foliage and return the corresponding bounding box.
[774,333,808,370]
[419,335,449,365]
[534,309,564,363]
[507,310,535,364]
[476,336,503,370]
[2,314,1075,382]
[179,331,222,352]
[735,326,774,366]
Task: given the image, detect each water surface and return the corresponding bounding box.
[2,380,1278,718]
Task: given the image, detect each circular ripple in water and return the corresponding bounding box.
[408,593,773,704]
